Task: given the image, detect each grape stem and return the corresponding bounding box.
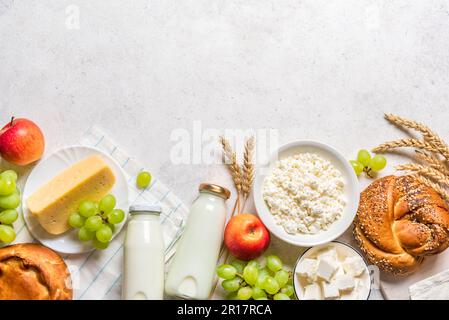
[364,167,375,178]
[10,116,15,127]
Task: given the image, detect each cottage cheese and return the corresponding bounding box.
[263,153,345,235]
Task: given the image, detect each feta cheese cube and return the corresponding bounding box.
[317,248,338,264]
[303,283,322,300]
[335,265,345,277]
[316,258,338,282]
[343,256,366,277]
[322,282,340,299]
[296,258,318,281]
[336,275,356,291]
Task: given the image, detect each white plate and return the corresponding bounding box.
[293,242,371,300]
[253,140,359,247]
[22,146,129,254]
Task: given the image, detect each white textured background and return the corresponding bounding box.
[1,0,449,300]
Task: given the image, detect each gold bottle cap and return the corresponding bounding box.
[199,183,231,200]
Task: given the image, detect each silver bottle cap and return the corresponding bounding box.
[129,204,162,215]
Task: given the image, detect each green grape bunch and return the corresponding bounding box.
[217,255,297,301]
[68,194,126,250]
[350,149,387,178]
[0,170,21,244]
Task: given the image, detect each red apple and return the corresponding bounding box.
[224,213,270,261]
[0,117,45,166]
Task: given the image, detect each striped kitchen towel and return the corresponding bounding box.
[12,126,188,300]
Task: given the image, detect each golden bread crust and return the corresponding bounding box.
[0,243,72,300]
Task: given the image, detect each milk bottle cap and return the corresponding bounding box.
[129,204,162,215]
[199,183,231,200]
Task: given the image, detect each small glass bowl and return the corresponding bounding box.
[293,241,372,300]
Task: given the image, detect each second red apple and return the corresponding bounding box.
[224,213,270,261]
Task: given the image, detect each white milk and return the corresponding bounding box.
[122,205,165,300]
[165,184,230,300]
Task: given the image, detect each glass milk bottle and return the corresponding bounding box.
[122,205,165,300]
[165,184,230,300]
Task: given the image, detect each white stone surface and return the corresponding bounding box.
[1,0,449,300]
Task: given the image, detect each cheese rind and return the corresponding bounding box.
[27,155,115,235]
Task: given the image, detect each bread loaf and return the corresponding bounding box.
[354,175,449,276]
[0,243,72,300]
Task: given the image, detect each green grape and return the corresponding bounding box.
[357,149,372,167]
[99,194,116,213]
[216,264,237,280]
[85,215,103,232]
[0,177,16,196]
[263,277,280,295]
[107,209,125,225]
[0,209,18,224]
[78,227,95,241]
[247,260,260,269]
[266,255,283,272]
[136,171,152,189]
[237,287,253,300]
[92,237,109,250]
[350,160,364,176]
[369,154,387,172]
[274,270,289,288]
[1,170,18,181]
[96,225,113,243]
[230,260,246,274]
[243,265,259,286]
[259,268,270,277]
[281,285,295,297]
[78,201,97,218]
[255,268,270,288]
[256,298,269,300]
[0,192,20,209]
[226,292,239,300]
[273,293,291,300]
[68,213,85,228]
[0,225,16,243]
[107,223,116,233]
[222,278,241,292]
[252,287,267,300]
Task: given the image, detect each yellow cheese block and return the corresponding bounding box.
[27,155,116,235]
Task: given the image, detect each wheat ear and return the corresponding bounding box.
[414,174,449,203]
[220,136,242,213]
[396,163,449,187]
[373,139,438,154]
[415,150,449,176]
[242,136,255,200]
[385,114,449,160]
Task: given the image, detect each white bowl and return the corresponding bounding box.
[253,140,359,247]
[22,146,129,254]
[293,241,372,300]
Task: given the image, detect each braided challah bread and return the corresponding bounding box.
[354,175,449,276]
